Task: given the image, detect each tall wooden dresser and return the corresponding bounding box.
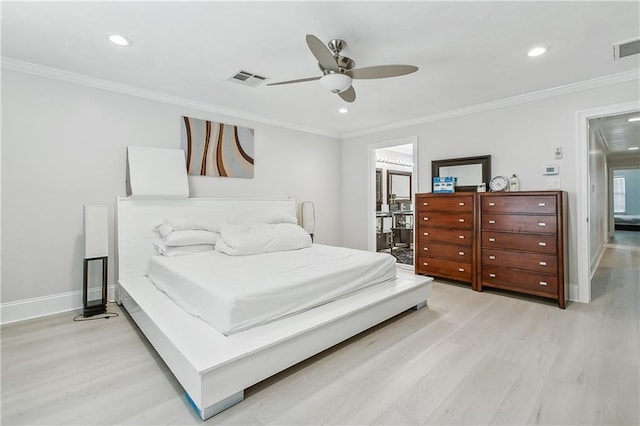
[477,191,567,308]
[415,193,476,289]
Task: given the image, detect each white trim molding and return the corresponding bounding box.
[1,285,116,325]
[0,57,339,139]
[3,57,637,141]
[345,69,640,139]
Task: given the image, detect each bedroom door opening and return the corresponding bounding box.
[368,137,417,267]
[579,104,640,304]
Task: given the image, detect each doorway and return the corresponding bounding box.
[579,105,640,303]
[368,137,417,267]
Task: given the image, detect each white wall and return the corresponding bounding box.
[588,124,608,273]
[1,70,341,321]
[341,79,640,301]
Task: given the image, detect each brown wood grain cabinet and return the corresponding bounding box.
[415,193,476,289]
[476,191,568,308]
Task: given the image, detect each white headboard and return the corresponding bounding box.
[116,197,297,281]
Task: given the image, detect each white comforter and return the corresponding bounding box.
[147,244,397,335]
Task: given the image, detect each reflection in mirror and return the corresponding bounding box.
[387,170,412,202]
[432,155,491,192]
[440,164,483,186]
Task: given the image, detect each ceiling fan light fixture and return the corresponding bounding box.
[320,73,352,93]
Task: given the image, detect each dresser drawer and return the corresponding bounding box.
[481,195,557,214]
[481,231,557,254]
[416,196,473,212]
[418,227,473,245]
[417,257,472,282]
[417,212,473,229]
[481,267,558,296]
[482,249,558,274]
[482,214,557,234]
[418,241,471,262]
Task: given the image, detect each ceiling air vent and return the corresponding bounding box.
[227,70,268,88]
[614,38,640,60]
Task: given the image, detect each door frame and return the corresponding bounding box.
[367,136,418,253]
[575,101,639,303]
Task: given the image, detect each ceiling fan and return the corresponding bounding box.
[266,34,419,103]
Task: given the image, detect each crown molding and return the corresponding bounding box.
[3,57,638,141]
[342,69,640,139]
[1,57,341,139]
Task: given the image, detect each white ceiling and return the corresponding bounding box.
[592,112,640,157]
[2,1,639,138]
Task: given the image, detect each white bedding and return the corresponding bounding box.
[147,244,397,335]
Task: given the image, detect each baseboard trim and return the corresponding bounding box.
[568,283,580,303]
[1,285,116,325]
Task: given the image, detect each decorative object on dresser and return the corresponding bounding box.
[476,191,568,308]
[489,175,509,192]
[415,193,477,289]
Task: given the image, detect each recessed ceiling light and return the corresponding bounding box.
[338,107,349,114]
[108,34,132,47]
[628,146,640,151]
[628,117,640,122]
[528,47,547,57]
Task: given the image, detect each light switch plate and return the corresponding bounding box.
[547,177,561,189]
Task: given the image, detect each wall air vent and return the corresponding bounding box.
[614,38,640,60]
[227,70,268,88]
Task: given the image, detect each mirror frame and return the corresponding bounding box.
[387,170,412,203]
[431,155,492,192]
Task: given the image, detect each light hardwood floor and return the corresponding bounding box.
[2,231,638,425]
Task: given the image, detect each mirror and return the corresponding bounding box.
[432,155,491,192]
[375,168,382,211]
[387,170,412,203]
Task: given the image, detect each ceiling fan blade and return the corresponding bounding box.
[306,34,339,72]
[338,86,356,103]
[266,76,321,86]
[349,65,418,79]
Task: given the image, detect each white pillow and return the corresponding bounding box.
[154,218,220,238]
[216,223,311,256]
[163,230,220,247]
[153,241,214,257]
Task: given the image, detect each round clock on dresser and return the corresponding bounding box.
[489,175,509,192]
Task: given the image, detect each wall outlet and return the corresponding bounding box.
[546,177,561,189]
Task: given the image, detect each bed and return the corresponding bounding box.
[116,197,433,420]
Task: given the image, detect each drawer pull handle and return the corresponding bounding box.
[458,202,465,206]
[538,202,546,207]
[489,273,496,278]
[423,262,429,266]
[424,232,429,236]
[458,235,465,239]
[458,218,465,222]
[488,202,495,206]
[458,268,465,272]
[538,242,547,246]
[424,247,429,251]
[424,217,429,221]
[488,220,496,224]
[423,202,429,206]
[539,281,548,286]
[488,237,496,242]
[539,261,547,266]
[489,255,496,260]
[539,222,546,227]
[458,251,465,256]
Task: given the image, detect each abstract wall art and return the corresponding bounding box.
[180,116,255,178]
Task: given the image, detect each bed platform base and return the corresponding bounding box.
[118,270,431,420]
